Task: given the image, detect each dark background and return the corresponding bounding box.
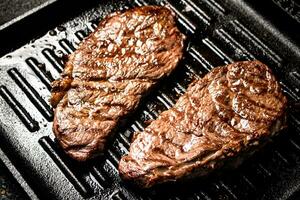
[0,0,48,26]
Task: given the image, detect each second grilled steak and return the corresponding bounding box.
[50,6,185,161]
[119,61,287,188]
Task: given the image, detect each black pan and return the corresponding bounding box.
[0,0,299,199]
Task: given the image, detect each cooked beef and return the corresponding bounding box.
[50,6,185,161]
[119,60,287,188]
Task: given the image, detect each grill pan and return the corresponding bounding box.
[0,0,300,199]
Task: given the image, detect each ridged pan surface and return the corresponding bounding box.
[0,0,299,199]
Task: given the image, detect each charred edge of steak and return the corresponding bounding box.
[50,53,74,108]
[118,60,288,188]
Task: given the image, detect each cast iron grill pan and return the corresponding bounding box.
[0,0,300,199]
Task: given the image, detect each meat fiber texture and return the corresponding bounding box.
[50,6,185,161]
[119,61,287,188]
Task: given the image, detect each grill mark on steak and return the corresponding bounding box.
[50,6,185,161]
[119,60,287,188]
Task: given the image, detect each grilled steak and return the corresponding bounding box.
[50,6,185,161]
[119,61,287,188]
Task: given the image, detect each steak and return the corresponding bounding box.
[119,61,287,188]
[50,6,185,161]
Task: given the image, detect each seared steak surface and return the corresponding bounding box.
[50,6,185,161]
[119,61,287,188]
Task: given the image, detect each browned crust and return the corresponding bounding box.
[50,6,185,161]
[119,60,288,187]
